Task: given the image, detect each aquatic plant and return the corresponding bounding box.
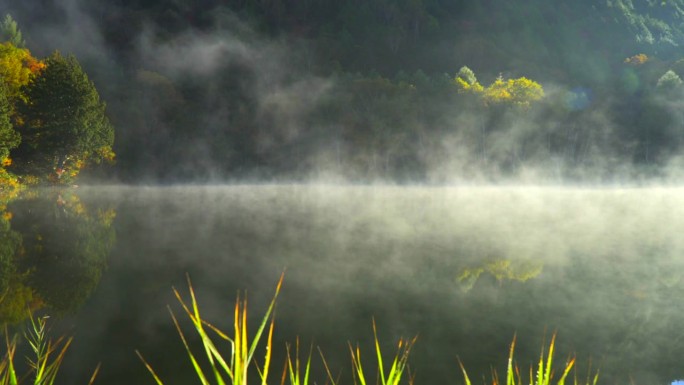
[458,334,598,385]
[347,320,416,385]
[139,274,419,385]
[280,338,312,385]
[139,276,598,385]
[0,313,99,385]
[137,273,284,385]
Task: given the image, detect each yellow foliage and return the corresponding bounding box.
[624,53,649,66]
[97,208,117,227]
[0,42,44,103]
[455,77,484,93]
[483,77,513,103]
[454,66,544,107]
[483,76,544,107]
[0,167,20,191]
[96,146,116,163]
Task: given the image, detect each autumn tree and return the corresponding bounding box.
[13,52,114,183]
[454,66,544,107]
[0,42,44,106]
[482,75,544,107]
[454,65,483,93]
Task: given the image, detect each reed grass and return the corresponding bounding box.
[0,278,601,385]
[458,334,599,385]
[348,320,416,385]
[138,275,599,385]
[0,313,99,385]
[137,273,284,385]
[280,338,312,385]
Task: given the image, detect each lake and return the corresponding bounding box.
[2,185,684,385]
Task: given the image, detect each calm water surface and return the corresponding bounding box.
[3,185,684,385]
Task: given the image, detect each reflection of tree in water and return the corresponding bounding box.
[0,195,24,323]
[457,258,543,292]
[0,190,115,323]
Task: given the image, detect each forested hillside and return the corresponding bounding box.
[4,0,684,183]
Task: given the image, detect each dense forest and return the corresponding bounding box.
[4,0,684,183]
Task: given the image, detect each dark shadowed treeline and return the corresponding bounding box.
[5,0,684,183]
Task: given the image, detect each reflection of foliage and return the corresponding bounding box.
[0,203,20,295]
[0,279,35,324]
[0,190,116,322]
[457,259,543,292]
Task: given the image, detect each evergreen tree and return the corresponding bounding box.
[14,52,114,182]
[0,83,20,164]
[0,14,25,48]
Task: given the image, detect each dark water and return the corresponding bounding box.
[2,185,684,385]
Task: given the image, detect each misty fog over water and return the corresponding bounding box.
[6,1,684,384]
[7,184,680,385]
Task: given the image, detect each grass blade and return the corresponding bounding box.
[507,334,516,385]
[169,308,211,385]
[457,357,473,385]
[136,350,165,385]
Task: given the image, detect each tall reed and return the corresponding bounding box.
[0,314,99,385]
[348,319,416,385]
[458,334,599,385]
[137,273,284,385]
[139,276,597,385]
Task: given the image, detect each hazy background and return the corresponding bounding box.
[4,0,684,183]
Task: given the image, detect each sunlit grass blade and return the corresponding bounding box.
[507,334,516,385]
[140,272,284,385]
[24,314,73,385]
[349,343,367,385]
[574,359,599,385]
[257,314,276,385]
[0,332,17,385]
[168,307,212,385]
[318,347,341,385]
[459,334,588,385]
[173,278,232,384]
[373,319,386,385]
[349,320,416,385]
[457,357,473,385]
[541,334,556,385]
[87,362,101,385]
[136,350,165,385]
[283,338,312,385]
[557,357,575,385]
[248,273,284,365]
[38,337,73,385]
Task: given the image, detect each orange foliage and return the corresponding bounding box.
[624,53,649,66]
[0,42,44,103]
